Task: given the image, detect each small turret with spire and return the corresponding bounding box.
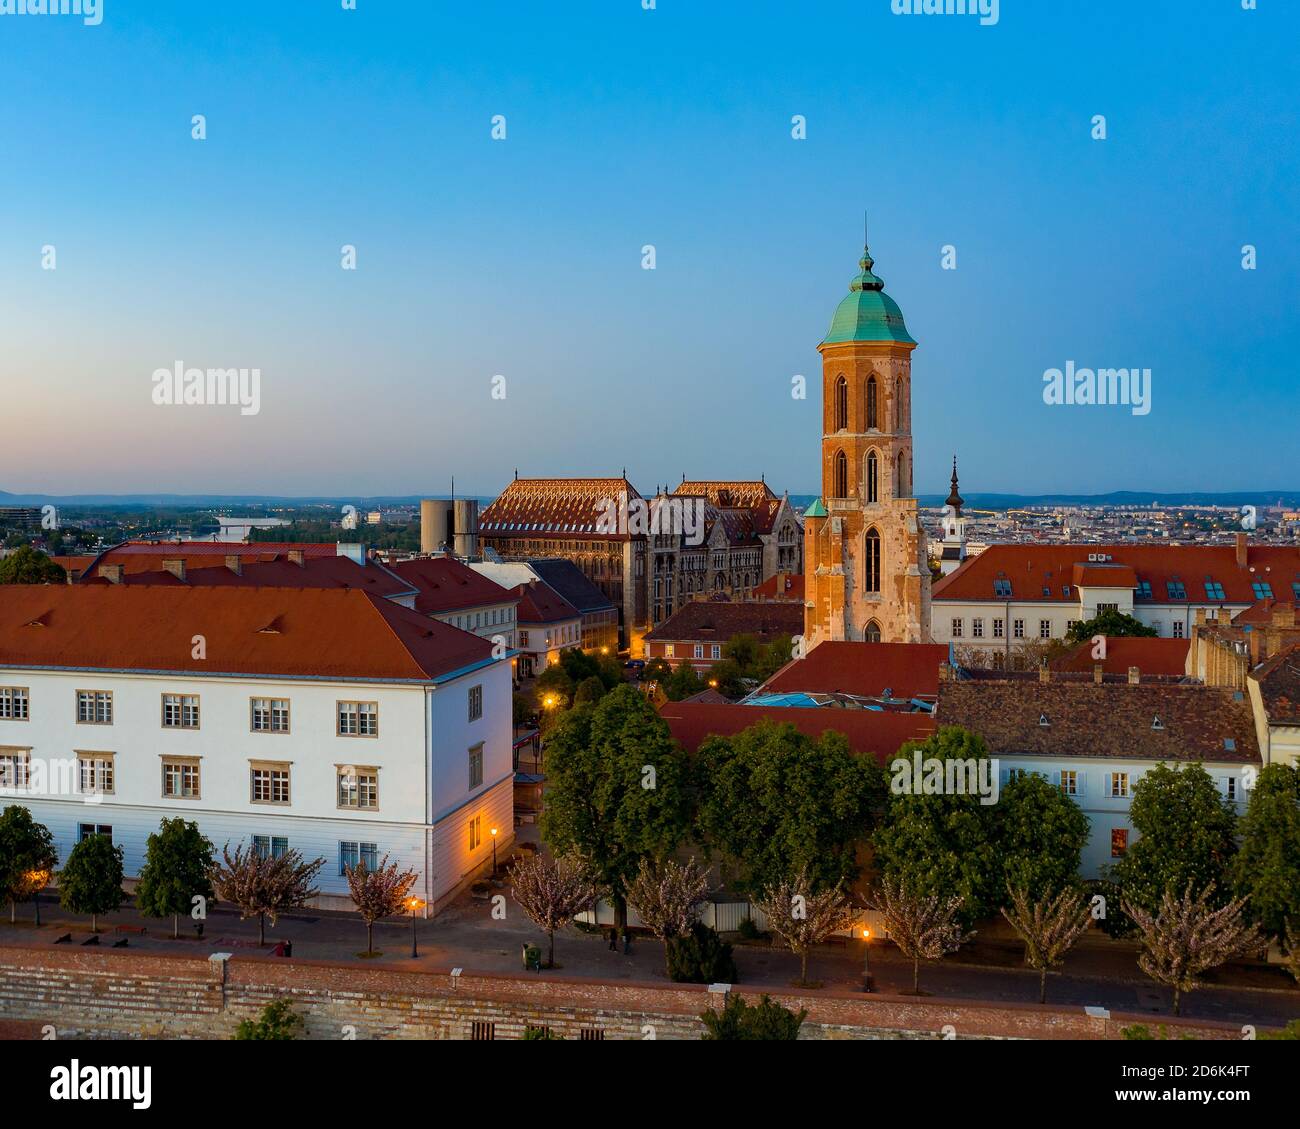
[945,455,964,517]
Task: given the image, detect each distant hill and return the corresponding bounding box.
[789,491,1300,510]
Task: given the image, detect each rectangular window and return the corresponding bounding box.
[665,644,675,658]
[1109,772,1130,798]
[468,743,484,790]
[1166,580,1186,600]
[1013,619,1025,639]
[951,618,963,638]
[252,835,288,861]
[992,619,1004,638]
[1059,770,1079,797]
[519,630,529,647]
[337,766,378,809]
[250,763,291,804]
[1205,580,1225,600]
[1098,603,1118,614]
[469,813,482,851]
[1222,776,1238,801]
[1135,580,1152,599]
[162,758,201,798]
[0,749,31,789]
[1066,620,1080,633]
[993,579,1012,598]
[76,690,113,725]
[338,700,379,736]
[78,823,112,842]
[467,685,483,723]
[77,753,115,796]
[251,698,290,733]
[710,644,721,659]
[339,840,378,875]
[1172,620,1185,639]
[1039,619,1052,639]
[0,687,30,721]
[1111,828,1129,858]
[694,644,704,659]
[1252,582,1274,600]
[162,693,201,729]
[972,618,984,639]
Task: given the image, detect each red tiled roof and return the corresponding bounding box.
[1050,637,1190,677]
[81,555,412,598]
[673,481,777,509]
[762,641,950,701]
[103,540,341,558]
[660,701,934,763]
[1231,599,1298,626]
[1072,563,1138,589]
[933,543,1300,605]
[643,600,803,643]
[513,581,579,625]
[480,478,643,541]
[49,555,95,579]
[0,586,493,682]
[1253,644,1300,725]
[388,556,516,615]
[754,573,804,600]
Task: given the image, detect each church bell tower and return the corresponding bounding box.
[803,238,932,646]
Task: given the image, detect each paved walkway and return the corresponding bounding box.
[4,883,1297,1029]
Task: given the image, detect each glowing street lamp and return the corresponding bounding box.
[407,895,426,958]
[861,925,874,992]
[490,827,499,876]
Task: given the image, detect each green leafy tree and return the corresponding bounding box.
[872,727,1002,921]
[1109,762,1237,916]
[1231,763,1300,938]
[994,772,1090,901]
[701,994,805,1040]
[1065,609,1157,642]
[534,664,575,708]
[512,692,533,728]
[641,657,673,684]
[722,634,760,673]
[0,806,57,924]
[664,659,705,702]
[753,635,794,682]
[233,999,303,1040]
[666,921,738,984]
[706,657,747,699]
[135,818,216,938]
[696,721,884,896]
[59,833,126,932]
[540,685,691,929]
[572,675,607,705]
[0,546,65,585]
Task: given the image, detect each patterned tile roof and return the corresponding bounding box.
[479,478,643,540]
[643,600,803,643]
[1253,643,1300,725]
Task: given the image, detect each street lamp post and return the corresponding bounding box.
[408,896,425,958]
[861,926,874,993]
[490,827,498,876]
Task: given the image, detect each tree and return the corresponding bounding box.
[701,994,806,1040]
[752,864,857,986]
[134,818,215,939]
[1231,763,1300,938]
[233,999,303,1040]
[1001,883,1092,1004]
[641,657,673,684]
[534,664,575,708]
[625,856,709,943]
[1123,882,1265,1016]
[665,922,737,984]
[210,843,324,945]
[696,721,884,897]
[1065,609,1158,642]
[573,675,607,705]
[995,773,1090,902]
[0,806,57,925]
[752,635,794,683]
[706,657,747,699]
[512,692,533,728]
[872,727,1002,921]
[871,877,972,994]
[58,833,125,933]
[1280,922,1300,986]
[344,854,418,956]
[509,851,599,968]
[663,660,705,702]
[722,634,760,673]
[1110,762,1238,917]
[0,546,65,585]
[540,686,691,931]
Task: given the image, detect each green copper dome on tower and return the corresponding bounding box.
[821,243,915,346]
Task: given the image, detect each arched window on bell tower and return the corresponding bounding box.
[896,451,908,498]
[865,620,882,643]
[864,526,881,592]
[866,375,878,430]
[834,375,848,431]
[833,449,848,499]
[895,379,904,431]
[866,449,879,503]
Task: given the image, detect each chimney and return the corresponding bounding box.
[1038,663,1051,684]
[1264,627,1282,660]
[1248,626,1261,665]
[1093,663,1104,685]
[288,550,306,568]
[1272,605,1296,629]
[1127,666,1140,685]
[1235,531,1248,568]
[161,558,186,582]
[98,563,123,584]
[1194,608,1206,628]
[225,555,242,575]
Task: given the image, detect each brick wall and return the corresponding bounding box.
[0,945,1246,1041]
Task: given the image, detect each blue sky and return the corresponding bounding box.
[1,0,1296,498]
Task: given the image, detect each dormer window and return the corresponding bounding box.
[1151,715,1164,731]
[1038,714,1050,728]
